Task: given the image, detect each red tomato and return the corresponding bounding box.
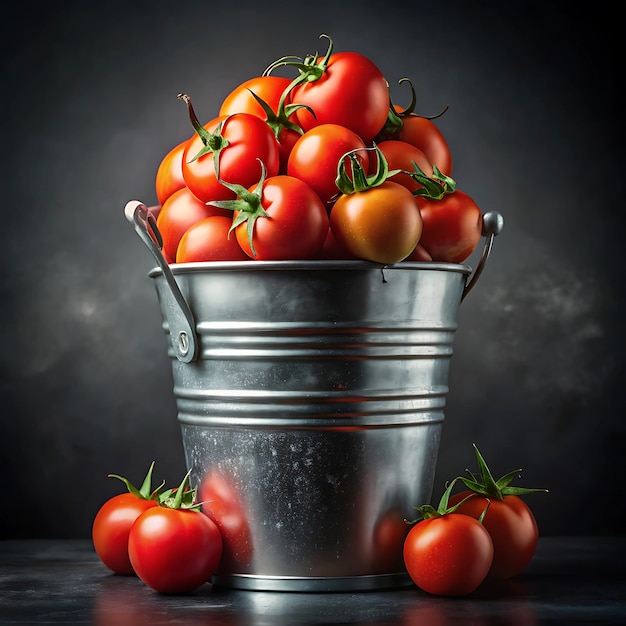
[375,140,433,194]
[219,75,292,119]
[287,124,369,205]
[176,215,248,262]
[275,129,303,175]
[155,139,188,205]
[329,181,422,264]
[403,513,494,596]
[219,75,300,173]
[156,186,230,262]
[234,175,329,260]
[446,444,547,581]
[128,507,223,593]
[449,492,539,580]
[415,190,482,264]
[181,112,280,204]
[92,493,158,575]
[392,109,453,176]
[291,51,389,143]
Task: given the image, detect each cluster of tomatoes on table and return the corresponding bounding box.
[150,35,484,265]
[92,446,545,596]
[92,464,224,594]
[403,445,548,596]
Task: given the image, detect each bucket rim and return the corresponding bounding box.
[148,259,473,278]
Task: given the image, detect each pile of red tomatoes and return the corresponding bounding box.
[152,35,484,265]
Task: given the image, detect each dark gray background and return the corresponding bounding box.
[1,0,623,538]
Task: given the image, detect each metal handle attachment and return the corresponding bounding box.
[124,201,198,363]
[462,211,505,300]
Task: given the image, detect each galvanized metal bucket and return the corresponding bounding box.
[125,201,503,592]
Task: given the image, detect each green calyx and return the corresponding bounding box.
[334,145,400,196]
[209,160,270,258]
[108,462,203,512]
[408,476,490,524]
[245,88,309,142]
[109,462,202,511]
[178,93,229,178]
[376,77,449,142]
[410,163,456,199]
[108,461,164,501]
[334,146,455,201]
[264,33,334,95]
[458,443,549,501]
[157,469,202,512]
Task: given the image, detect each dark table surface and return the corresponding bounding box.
[1,537,625,625]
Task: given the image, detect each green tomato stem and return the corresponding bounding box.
[158,469,201,511]
[178,93,229,179]
[334,145,399,195]
[375,77,450,142]
[409,163,456,199]
[108,461,163,500]
[263,34,334,102]
[246,89,307,142]
[458,443,549,499]
[208,161,270,258]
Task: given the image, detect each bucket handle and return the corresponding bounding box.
[124,201,199,363]
[462,211,504,301]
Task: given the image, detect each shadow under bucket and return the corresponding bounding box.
[126,201,503,592]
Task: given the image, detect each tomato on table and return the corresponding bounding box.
[449,493,539,581]
[92,462,161,575]
[403,480,494,596]
[448,444,548,580]
[129,507,222,594]
[128,472,223,594]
